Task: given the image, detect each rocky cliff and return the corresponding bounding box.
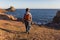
[53,11,60,23]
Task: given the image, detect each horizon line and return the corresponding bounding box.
[1,7,60,9]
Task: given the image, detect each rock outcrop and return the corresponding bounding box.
[0,9,7,13]
[53,11,60,23]
[6,6,16,12]
[0,7,17,21]
[0,14,17,21]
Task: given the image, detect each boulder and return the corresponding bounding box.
[0,14,17,21]
[53,11,60,23]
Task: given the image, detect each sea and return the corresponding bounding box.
[6,9,60,25]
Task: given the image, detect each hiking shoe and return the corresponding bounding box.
[27,32,29,34]
[26,32,29,34]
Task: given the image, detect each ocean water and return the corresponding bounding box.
[6,9,59,24]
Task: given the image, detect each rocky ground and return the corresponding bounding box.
[0,8,60,40]
[0,20,60,40]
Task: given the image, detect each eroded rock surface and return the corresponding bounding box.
[0,14,17,21]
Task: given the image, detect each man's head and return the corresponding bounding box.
[26,8,30,12]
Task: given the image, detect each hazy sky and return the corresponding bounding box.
[0,0,60,9]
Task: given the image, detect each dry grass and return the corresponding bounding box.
[0,20,60,40]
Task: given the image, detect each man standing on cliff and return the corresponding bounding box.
[23,8,32,34]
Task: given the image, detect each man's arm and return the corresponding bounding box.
[29,13,32,22]
[31,15,32,22]
[23,14,25,20]
[23,14,26,23]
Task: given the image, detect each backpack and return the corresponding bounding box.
[24,14,31,20]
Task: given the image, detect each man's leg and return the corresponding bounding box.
[25,20,28,32]
[27,21,31,33]
[25,21,31,34]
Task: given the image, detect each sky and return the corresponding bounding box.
[0,0,60,9]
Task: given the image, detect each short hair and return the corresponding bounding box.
[26,8,30,12]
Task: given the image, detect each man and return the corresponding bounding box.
[23,8,32,34]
